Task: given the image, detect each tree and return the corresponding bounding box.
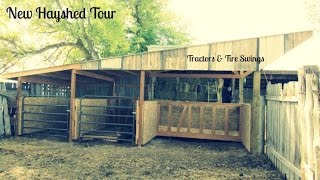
[0,0,189,73]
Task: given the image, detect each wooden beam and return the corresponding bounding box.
[0,90,15,99]
[239,71,244,103]
[150,73,241,79]
[69,70,76,143]
[99,71,122,77]
[138,70,145,146]
[16,78,22,136]
[75,70,114,82]
[20,76,70,87]
[0,64,81,79]
[240,71,253,78]
[157,131,242,142]
[124,70,139,76]
[39,72,71,81]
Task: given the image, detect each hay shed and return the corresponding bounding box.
[0,30,313,153]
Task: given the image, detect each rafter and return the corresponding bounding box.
[74,70,114,82]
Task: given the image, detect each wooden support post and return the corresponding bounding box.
[251,71,264,154]
[231,79,235,102]
[315,145,320,180]
[148,77,156,100]
[311,67,320,180]
[16,77,22,136]
[298,68,307,179]
[239,72,244,103]
[138,71,145,146]
[112,82,116,96]
[304,65,318,179]
[69,70,76,143]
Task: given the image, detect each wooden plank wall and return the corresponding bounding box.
[83,31,314,72]
[141,101,158,145]
[266,66,320,180]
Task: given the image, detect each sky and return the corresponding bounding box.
[168,0,314,44]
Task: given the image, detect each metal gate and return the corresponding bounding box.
[22,96,70,139]
[78,96,136,144]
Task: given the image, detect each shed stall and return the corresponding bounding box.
[0,30,312,153]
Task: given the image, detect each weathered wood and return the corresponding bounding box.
[149,73,242,79]
[239,76,244,103]
[224,107,229,136]
[187,105,192,133]
[212,107,216,135]
[1,64,81,79]
[241,104,251,152]
[0,95,4,136]
[305,69,315,174]
[137,70,145,146]
[157,131,242,142]
[200,106,204,134]
[311,69,320,180]
[21,76,70,87]
[17,78,22,136]
[217,79,224,103]
[267,143,302,177]
[315,145,320,180]
[177,105,187,132]
[75,70,115,82]
[142,101,158,145]
[69,70,76,143]
[3,96,11,136]
[251,71,263,154]
[167,104,172,132]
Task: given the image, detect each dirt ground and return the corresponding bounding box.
[0,137,282,180]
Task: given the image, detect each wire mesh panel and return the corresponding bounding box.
[79,96,136,144]
[22,96,70,139]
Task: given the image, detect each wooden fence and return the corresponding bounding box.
[266,65,320,180]
[157,101,244,142]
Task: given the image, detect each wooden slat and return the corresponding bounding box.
[75,70,114,82]
[266,96,298,102]
[267,143,301,177]
[212,107,216,135]
[199,106,204,134]
[0,95,4,136]
[150,73,241,79]
[3,97,11,136]
[157,103,160,131]
[157,131,242,142]
[177,105,187,132]
[224,107,229,136]
[239,106,243,137]
[157,100,242,108]
[167,104,172,132]
[187,105,192,133]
